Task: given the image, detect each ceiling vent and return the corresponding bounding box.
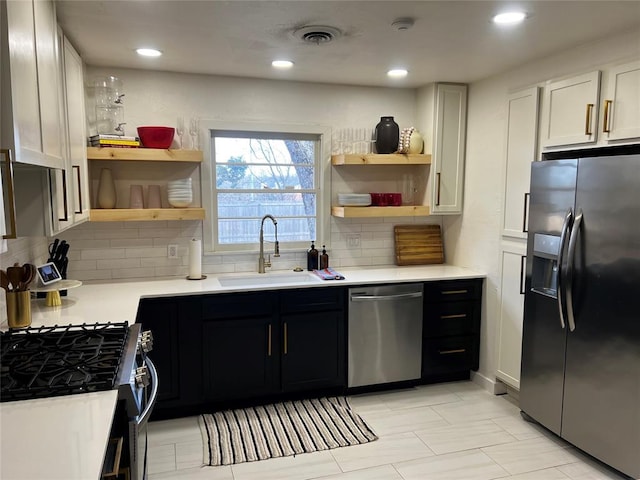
[293,25,342,45]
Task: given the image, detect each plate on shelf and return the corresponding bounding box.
[337,193,371,206]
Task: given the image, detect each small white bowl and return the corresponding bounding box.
[168,198,192,208]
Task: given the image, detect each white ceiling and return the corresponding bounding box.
[55,1,640,88]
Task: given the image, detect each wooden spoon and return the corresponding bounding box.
[19,264,35,291]
[7,264,24,292]
[0,270,10,291]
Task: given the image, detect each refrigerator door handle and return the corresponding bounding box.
[565,209,583,332]
[556,208,573,330]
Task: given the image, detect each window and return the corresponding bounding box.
[203,124,329,253]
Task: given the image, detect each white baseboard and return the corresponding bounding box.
[471,371,508,395]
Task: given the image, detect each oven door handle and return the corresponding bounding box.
[136,357,159,427]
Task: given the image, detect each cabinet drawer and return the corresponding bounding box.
[424,279,483,302]
[280,287,344,313]
[202,292,276,319]
[423,301,477,337]
[422,336,477,376]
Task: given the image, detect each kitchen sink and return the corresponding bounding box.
[217,272,322,287]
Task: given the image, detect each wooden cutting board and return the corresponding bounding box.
[394,224,444,265]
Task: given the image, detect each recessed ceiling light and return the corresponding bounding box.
[492,12,527,25]
[272,60,294,69]
[136,48,162,57]
[387,69,408,78]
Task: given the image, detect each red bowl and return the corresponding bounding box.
[137,126,175,149]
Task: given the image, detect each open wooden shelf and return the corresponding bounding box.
[89,208,205,222]
[331,153,431,165]
[87,147,203,163]
[331,205,431,218]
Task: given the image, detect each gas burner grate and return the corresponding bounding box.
[0,322,130,402]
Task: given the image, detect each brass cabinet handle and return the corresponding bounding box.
[267,324,272,356]
[283,322,288,355]
[440,314,467,319]
[603,99,612,133]
[442,289,468,295]
[439,349,466,355]
[585,103,594,135]
[72,165,83,214]
[0,149,17,239]
[436,172,441,206]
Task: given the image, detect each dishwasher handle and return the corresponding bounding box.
[350,292,423,302]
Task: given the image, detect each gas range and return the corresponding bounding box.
[0,322,131,402]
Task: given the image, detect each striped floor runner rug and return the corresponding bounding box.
[199,396,378,466]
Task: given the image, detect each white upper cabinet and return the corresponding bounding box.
[540,71,601,149]
[51,30,90,233]
[430,83,467,214]
[1,0,64,169]
[600,60,640,142]
[501,87,539,239]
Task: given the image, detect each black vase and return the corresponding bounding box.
[375,116,399,154]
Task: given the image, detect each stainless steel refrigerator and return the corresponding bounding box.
[520,145,640,479]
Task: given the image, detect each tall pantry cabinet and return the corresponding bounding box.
[496,86,540,390]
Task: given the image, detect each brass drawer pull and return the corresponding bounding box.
[441,289,468,295]
[284,322,288,355]
[439,348,466,355]
[440,314,467,319]
[267,324,272,356]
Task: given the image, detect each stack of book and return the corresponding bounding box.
[89,134,140,148]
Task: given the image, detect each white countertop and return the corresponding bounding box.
[0,264,484,479]
[0,391,118,480]
[25,264,484,328]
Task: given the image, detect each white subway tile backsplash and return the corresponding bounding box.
[58,216,443,281]
[126,248,167,258]
[110,238,154,248]
[70,260,98,271]
[76,269,113,281]
[98,229,142,240]
[97,258,141,270]
[154,266,189,277]
[81,248,126,260]
[111,267,157,279]
[140,257,183,268]
[144,228,185,238]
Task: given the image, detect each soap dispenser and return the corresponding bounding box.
[320,245,329,270]
[307,242,319,271]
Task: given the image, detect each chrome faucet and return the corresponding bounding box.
[258,214,280,273]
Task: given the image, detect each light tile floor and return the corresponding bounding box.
[147,381,631,480]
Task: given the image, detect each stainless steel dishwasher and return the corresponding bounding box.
[348,283,423,388]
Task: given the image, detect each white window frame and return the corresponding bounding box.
[201,120,331,255]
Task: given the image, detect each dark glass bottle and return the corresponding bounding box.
[375,116,399,154]
[320,245,329,270]
[307,241,319,271]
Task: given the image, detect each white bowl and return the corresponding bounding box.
[168,198,192,207]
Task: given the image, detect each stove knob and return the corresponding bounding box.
[135,365,150,388]
[141,330,154,353]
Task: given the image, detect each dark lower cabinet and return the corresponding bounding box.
[422,279,483,382]
[137,298,180,402]
[203,317,278,401]
[281,310,345,392]
[140,286,346,418]
[137,295,202,413]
